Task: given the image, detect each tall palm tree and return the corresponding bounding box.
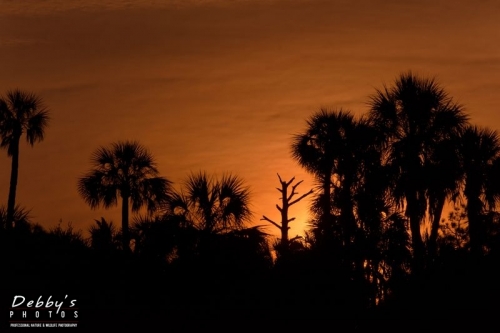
[368,72,469,272]
[292,110,383,249]
[0,90,50,229]
[166,172,252,234]
[78,141,172,252]
[292,109,390,302]
[291,109,356,236]
[459,126,500,256]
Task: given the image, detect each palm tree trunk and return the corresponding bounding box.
[339,174,355,248]
[6,137,20,230]
[321,171,332,226]
[467,196,482,257]
[410,214,424,274]
[121,195,130,252]
[429,195,446,259]
[407,191,425,274]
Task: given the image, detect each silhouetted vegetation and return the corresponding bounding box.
[3,73,500,329]
[77,141,172,252]
[261,173,313,259]
[0,89,49,229]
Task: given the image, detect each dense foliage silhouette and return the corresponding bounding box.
[459,126,500,257]
[368,72,468,272]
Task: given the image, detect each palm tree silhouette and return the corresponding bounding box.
[368,72,468,272]
[291,109,356,234]
[292,109,392,301]
[292,109,383,251]
[459,126,500,256]
[0,90,49,229]
[167,172,252,234]
[78,141,172,252]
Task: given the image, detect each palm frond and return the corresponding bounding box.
[0,89,50,155]
[0,205,32,230]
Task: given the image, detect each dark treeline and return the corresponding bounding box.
[2,72,500,330]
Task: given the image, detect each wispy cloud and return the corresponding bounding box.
[0,0,292,15]
[0,37,43,47]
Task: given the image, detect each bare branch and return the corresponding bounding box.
[261,215,281,229]
[292,179,304,190]
[287,179,305,201]
[289,188,314,206]
[277,173,283,184]
[276,204,283,212]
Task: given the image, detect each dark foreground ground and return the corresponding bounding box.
[3,262,500,333]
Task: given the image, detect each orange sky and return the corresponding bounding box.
[0,0,499,239]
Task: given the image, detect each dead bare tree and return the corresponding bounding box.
[261,173,313,255]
